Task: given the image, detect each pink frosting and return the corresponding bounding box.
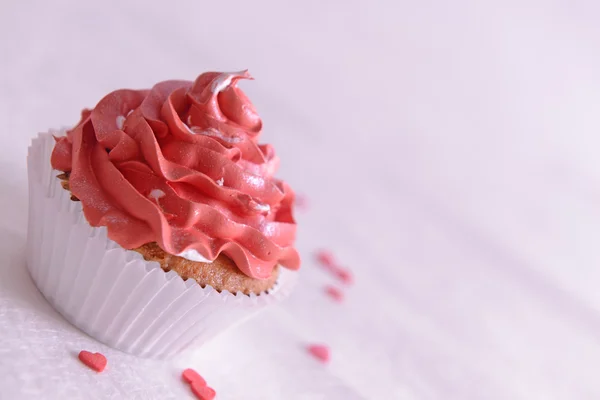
[51,71,300,279]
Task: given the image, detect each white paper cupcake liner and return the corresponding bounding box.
[26,132,296,359]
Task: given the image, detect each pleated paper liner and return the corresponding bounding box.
[26,133,296,358]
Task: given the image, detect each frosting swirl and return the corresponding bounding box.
[51,71,300,279]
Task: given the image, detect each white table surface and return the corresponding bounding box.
[2,0,600,398]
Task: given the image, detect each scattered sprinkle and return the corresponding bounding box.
[182,368,206,386]
[216,177,224,186]
[116,115,126,130]
[334,267,353,285]
[315,250,353,285]
[307,344,330,363]
[315,250,336,267]
[191,382,216,400]
[182,368,213,399]
[324,285,344,302]
[78,350,107,372]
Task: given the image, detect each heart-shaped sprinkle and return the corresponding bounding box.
[323,264,353,286]
[324,285,344,302]
[307,344,330,363]
[78,350,107,372]
[191,382,216,400]
[182,368,206,386]
[315,250,336,267]
[315,250,353,285]
[334,267,353,285]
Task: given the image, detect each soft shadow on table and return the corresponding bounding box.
[0,178,69,326]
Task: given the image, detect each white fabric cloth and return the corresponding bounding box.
[2,0,600,398]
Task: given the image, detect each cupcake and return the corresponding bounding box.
[27,70,300,358]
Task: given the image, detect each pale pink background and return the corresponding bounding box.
[2,0,600,399]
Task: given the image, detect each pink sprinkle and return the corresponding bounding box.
[315,250,353,285]
[334,267,353,285]
[307,344,330,363]
[78,350,107,373]
[182,368,206,386]
[324,285,344,302]
[191,382,216,400]
[315,250,336,267]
